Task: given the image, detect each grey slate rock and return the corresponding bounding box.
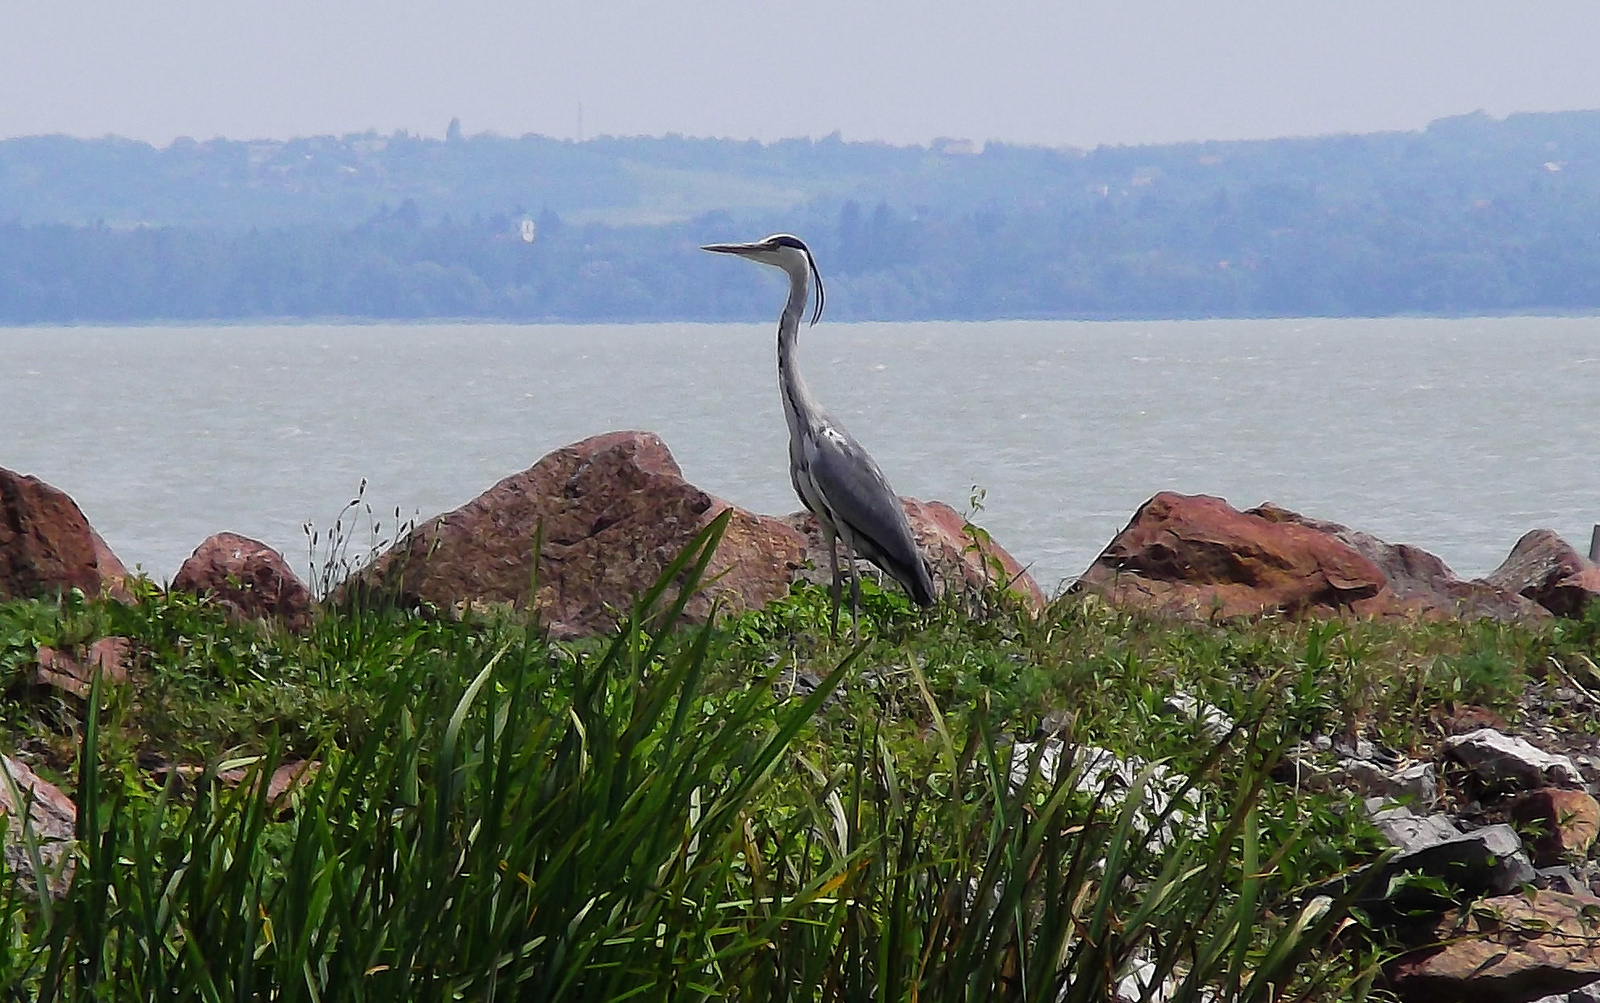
[1367,801,1463,854]
[1375,822,1536,901]
[1444,728,1585,791]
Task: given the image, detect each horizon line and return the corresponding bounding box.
[4,105,1596,156]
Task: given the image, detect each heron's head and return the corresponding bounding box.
[702,233,824,325]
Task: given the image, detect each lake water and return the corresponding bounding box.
[3,317,1598,593]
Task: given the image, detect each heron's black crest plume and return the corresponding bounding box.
[806,249,825,326]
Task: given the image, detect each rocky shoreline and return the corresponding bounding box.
[6,430,1597,634]
[7,429,1600,1001]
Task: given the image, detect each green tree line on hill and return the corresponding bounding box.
[4,109,1600,322]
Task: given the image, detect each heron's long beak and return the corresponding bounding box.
[701,241,763,256]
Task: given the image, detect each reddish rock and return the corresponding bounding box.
[0,755,76,899]
[903,498,1047,611]
[1483,530,1600,619]
[1512,789,1600,865]
[151,759,320,818]
[1430,703,1510,736]
[348,432,807,637]
[87,636,132,678]
[89,529,131,600]
[265,760,319,810]
[1253,504,1546,622]
[1071,492,1387,619]
[32,637,132,699]
[786,499,1045,612]
[171,533,313,631]
[1387,891,1600,1003]
[33,645,86,698]
[0,468,129,602]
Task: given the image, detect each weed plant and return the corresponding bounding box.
[0,513,1582,999]
[303,479,420,601]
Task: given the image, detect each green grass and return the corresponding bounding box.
[0,513,1591,999]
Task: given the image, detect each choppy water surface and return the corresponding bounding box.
[3,317,1598,592]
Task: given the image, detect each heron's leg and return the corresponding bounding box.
[846,547,862,634]
[824,525,841,636]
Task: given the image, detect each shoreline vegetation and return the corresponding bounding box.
[4,500,1600,997]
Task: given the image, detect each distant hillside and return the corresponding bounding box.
[0,129,961,229]
[4,110,1600,322]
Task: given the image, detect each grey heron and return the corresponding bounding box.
[703,233,935,630]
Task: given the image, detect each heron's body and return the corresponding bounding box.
[704,233,935,627]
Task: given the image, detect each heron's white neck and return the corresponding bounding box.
[776,265,823,441]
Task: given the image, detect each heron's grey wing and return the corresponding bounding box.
[803,424,935,606]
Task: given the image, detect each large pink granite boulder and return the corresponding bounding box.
[1072,492,1389,618]
[1483,529,1600,619]
[171,533,313,631]
[348,431,808,637]
[0,468,129,602]
[1075,493,1550,623]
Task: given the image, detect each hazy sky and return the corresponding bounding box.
[6,2,1600,149]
